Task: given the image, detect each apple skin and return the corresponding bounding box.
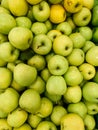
[26,0,43,5]
[48,0,62,4]
[8,27,33,51]
[13,123,32,130]
[82,82,98,103]
[0,119,12,130]
[32,1,50,22]
[40,68,51,82]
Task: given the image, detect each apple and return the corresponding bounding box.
[19,88,41,114]
[40,68,51,82]
[44,19,53,31]
[50,105,67,126]
[32,1,50,22]
[27,54,46,71]
[93,69,98,83]
[0,6,10,14]
[53,34,73,56]
[69,32,86,48]
[7,107,28,127]
[73,7,91,26]
[28,113,42,128]
[67,101,87,119]
[0,109,8,118]
[67,48,85,66]
[61,113,85,130]
[63,85,82,104]
[31,22,48,35]
[56,22,72,36]
[0,13,16,34]
[0,58,7,67]
[0,33,8,44]
[31,34,52,55]
[0,67,12,89]
[36,121,57,130]
[16,16,32,29]
[8,26,33,51]
[84,114,96,130]
[0,88,19,114]
[64,66,83,86]
[78,26,93,41]
[26,0,43,5]
[0,119,12,130]
[46,75,67,95]
[13,63,37,87]
[29,76,46,94]
[66,17,76,30]
[1,0,9,10]
[47,54,69,76]
[82,82,98,103]
[79,63,96,80]
[8,0,28,16]
[36,97,53,118]
[13,123,32,130]
[45,51,55,63]
[82,0,94,9]
[48,0,62,4]
[86,46,98,66]
[92,27,98,44]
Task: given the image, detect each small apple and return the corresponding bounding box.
[0,58,7,67]
[0,13,16,34]
[13,63,37,87]
[73,7,91,26]
[0,67,12,89]
[63,85,82,104]
[50,105,67,126]
[44,19,53,31]
[67,48,85,66]
[0,88,19,114]
[7,107,28,127]
[82,82,98,103]
[32,1,50,22]
[67,101,87,119]
[0,119,12,130]
[40,68,51,82]
[28,113,42,128]
[82,0,94,9]
[26,0,43,5]
[48,0,62,4]
[19,88,41,114]
[69,32,86,48]
[31,34,52,55]
[47,54,69,76]
[46,75,67,95]
[93,69,98,83]
[13,123,32,130]
[66,17,76,30]
[8,27,33,51]
[45,51,55,63]
[36,121,57,130]
[79,63,96,80]
[64,66,83,86]
[56,22,72,36]
[53,34,73,56]
[27,54,46,71]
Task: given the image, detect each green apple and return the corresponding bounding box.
[36,121,57,130]
[13,63,37,87]
[27,54,46,71]
[13,123,32,130]
[64,66,83,86]
[86,46,98,66]
[78,26,93,41]
[8,26,33,51]
[31,22,48,35]
[0,33,8,44]
[67,101,87,119]
[46,75,67,95]
[93,69,98,83]
[32,1,50,22]
[47,54,69,75]
[0,67,12,89]
[16,16,32,29]
[66,17,76,30]
[0,13,16,34]
[36,97,53,118]
[31,34,52,55]
[56,22,72,36]
[45,51,55,63]
[73,7,91,26]
[0,88,19,113]
[92,27,98,44]
[67,48,85,66]
[19,88,41,114]
[82,0,94,9]
[0,6,10,14]
[84,114,95,130]
[82,82,98,103]
[28,113,42,128]
[40,68,51,82]
[50,105,67,126]
[44,20,52,31]
[48,0,62,4]
[0,119,12,130]
[63,85,82,103]
[7,107,28,127]
[69,32,86,48]
[8,0,28,16]
[26,0,43,5]
[79,63,96,80]
[29,76,46,94]
[53,34,73,56]
[0,109,8,118]
[1,0,9,10]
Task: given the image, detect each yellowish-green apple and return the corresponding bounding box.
[13,123,32,130]
[0,119,12,130]
[26,0,43,5]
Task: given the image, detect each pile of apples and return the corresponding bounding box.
[0,0,98,129]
